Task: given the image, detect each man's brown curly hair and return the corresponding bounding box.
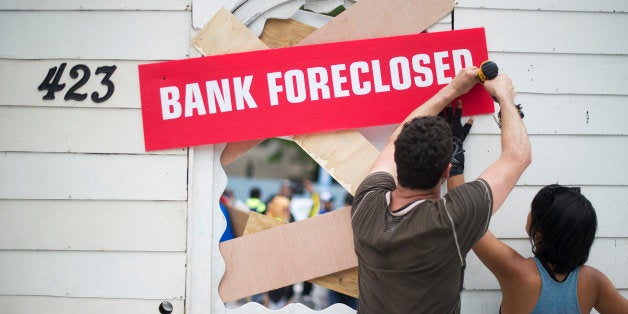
[394,116,452,189]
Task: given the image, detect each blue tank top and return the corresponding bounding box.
[530,257,581,314]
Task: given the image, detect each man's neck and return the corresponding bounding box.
[390,185,441,212]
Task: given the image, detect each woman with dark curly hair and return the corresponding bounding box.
[446,103,628,313]
[470,185,628,313]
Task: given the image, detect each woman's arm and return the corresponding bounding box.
[592,267,628,313]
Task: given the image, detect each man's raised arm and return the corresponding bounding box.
[479,74,532,213]
[369,67,480,176]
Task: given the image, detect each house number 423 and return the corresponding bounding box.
[37,63,117,103]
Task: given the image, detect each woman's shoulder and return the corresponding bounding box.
[499,258,542,313]
[577,265,604,312]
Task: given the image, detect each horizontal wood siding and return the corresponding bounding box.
[0,4,192,313]
[0,0,190,10]
[0,11,191,60]
[0,152,187,200]
[0,200,187,251]
[453,2,628,312]
[0,251,186,299]
[0,60,148,109]
[0,106,186,154]
[0,296,184,314]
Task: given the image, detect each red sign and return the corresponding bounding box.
[139,28,492,151]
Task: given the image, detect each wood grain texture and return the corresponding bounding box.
[296,0,454,46]
[240,211,359,298]
[259,18,317,48]
[193,0,455,303]
[218,207,356,302]
[293,130,378,195]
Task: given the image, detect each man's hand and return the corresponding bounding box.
[483,74,515,105]
[446,66,480,98]
[442,100,474,177]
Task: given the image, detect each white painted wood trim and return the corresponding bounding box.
[186,145,220,314]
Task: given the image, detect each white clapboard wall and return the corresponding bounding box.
[0,1,194,313]
[453,0,628,312]
[1,0,627,314]
[200,1,627,314]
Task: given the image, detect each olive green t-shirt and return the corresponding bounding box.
[351,172,493,313]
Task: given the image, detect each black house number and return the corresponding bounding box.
[37,63,117,103]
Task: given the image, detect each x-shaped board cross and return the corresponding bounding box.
[192,0,455,302]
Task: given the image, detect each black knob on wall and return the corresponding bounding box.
[159,301,173,314]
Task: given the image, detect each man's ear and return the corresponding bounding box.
[442,163,452,178]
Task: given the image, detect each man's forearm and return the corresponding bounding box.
[369,68,479,175]
[389,68,479,139]
[498,98,531,168]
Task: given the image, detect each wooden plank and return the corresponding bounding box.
[0,296,185,314]
[456,0,628,12]
[191,8,267,55]
[0,0,191,10]
[0,152,187,200]
[0,251,186,299]
[195,0,455,302]
[194,0,454,166]
[191,8,267,167]
[0,60,146,109]
[465,238,628,289]
[288,0,453,192]
[259,18,317,48]
[241,211,359,297]
[0,11,190,60]
[293,130,378,195]
[296,0,454,46]
[456,9,628,54]
[218,207,357,302]
[310,267,359,298]
[0,106,185,155]
[463,135,628,186]
[0,200,187,251]
[233,0,305,36]
[225,205,252,238]
[241,211,286,236]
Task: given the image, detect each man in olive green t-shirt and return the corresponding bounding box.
[351,68,530,313]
